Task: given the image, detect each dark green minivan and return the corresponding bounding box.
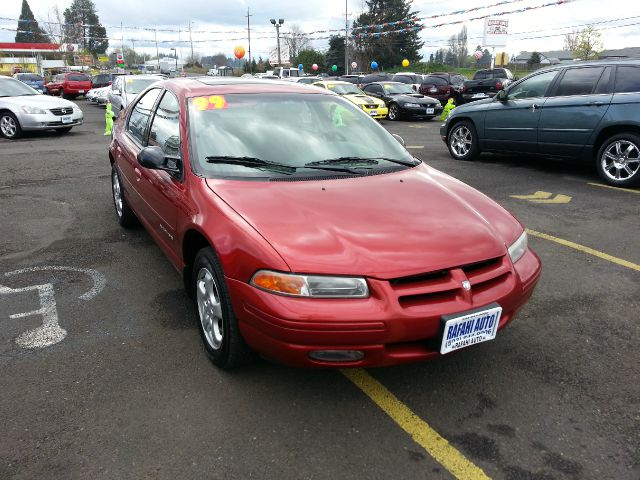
[440,60,640,187]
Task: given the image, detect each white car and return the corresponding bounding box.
[108,75,163,116]
[0,76,83,139]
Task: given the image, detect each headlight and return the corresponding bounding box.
[20,105,46,115]
[508,231,528,264]
[403,102,420,108]
[250,270,369,298]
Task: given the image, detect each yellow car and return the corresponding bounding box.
[313,80,388,119]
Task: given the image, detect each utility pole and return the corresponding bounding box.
[245,8,253,73]
[154,29,159,69]
[270,19,284,66]
[189,21,194,63]
[345,0,349,74]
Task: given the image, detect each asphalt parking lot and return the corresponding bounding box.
[1,102,638,480]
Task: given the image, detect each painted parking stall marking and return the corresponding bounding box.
[587,182,640,194]
[510,191,572,204]
[0,265,106,348]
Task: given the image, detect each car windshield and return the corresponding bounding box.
[383,83,415,94]
[68,74,90,81]
[17,74,43,82]
[326,83,362,95]
[125,78,158,94]
[0,78,38,96]
[189,93,416,179]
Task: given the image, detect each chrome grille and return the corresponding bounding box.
[50,107,73,116]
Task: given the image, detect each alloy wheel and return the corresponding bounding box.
[450,125,473,157]
[0,115,17,138]
[111,170,123,218]
[600,139,640,182]
[388,104,398,120]
[196,268,224,350]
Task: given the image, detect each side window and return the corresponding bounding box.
[615,66,640,93]
[126,88,161,145]
[148,92,181,158]
[594,67,614,94]
[555,67,604,96]
[508,70,558,99]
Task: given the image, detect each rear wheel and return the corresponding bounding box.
[111,166,138,227]
[596,133,640,187]
[447,120,479,161]
[0,111,22,139]
[388,103,400,121]
[193,247,253,368]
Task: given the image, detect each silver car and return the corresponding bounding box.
[108,75,163,116]
[0,76,83,139]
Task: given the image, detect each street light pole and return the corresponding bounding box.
[270,18,284,66]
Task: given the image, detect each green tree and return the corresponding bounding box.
[297,49,325,74]
[573,26,603,60]
[15,0,50,43]
[325,36,345,75]
[352,0,423,69]
[527,51,542,67]
[63,0,108,57]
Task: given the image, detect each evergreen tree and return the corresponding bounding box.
[325,36,346,75]
[527,51,542,67]
[15,0,50,43]
[297,49,325,74]
[63,0,108,57]
[352,0,423,69]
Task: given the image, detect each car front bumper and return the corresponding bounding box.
[227,249,541,368]
[400,104,443,118]
[18,110,84,131]
[362,105,388,119]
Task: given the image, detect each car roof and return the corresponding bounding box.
[366,81,404,86]
[314,80,352,86]
[528,58,640,75]
[154,77,334,97]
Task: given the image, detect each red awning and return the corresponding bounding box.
[0,42,61,52]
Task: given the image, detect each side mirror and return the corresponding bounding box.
[392,133,405,147]
[112,89,121,96]
[137,146,181,175]
[496,90,508,101]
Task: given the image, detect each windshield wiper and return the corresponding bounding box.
[204,156,361,175]
[305,156,417,167]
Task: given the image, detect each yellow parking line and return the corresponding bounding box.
[587,183,640,194]
[341,368,491,480]
[526,229,640,272]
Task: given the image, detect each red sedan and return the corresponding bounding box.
[108,78,541,368]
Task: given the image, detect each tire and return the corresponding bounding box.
[54,127,73,134]
[447,120,479,161]
[596,133,640,187]
[387,103,400,121]
[0,111,22,139]
[111,166,139,228]
[59,89,65,99]
[193,247,253,368]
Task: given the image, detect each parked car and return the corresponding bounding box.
[358,72,392,88]
[392,72,426,91]
[109,78,540,368]
[45,72,92,99]
[441,60,640,186]
[461,68,516,103]
[0,76,83,139]
[108,74,163,116]
[92,73,114,89]
[13,73,46,93]
[291,76,320,84]
[313,80,388,119]
[418,73,466,105]
[361,81,442,120]
[339,74,365,85]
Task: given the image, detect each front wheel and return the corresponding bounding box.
[387,103,400,121]
[193,247,253,368]
[596,133,640,187]
[447,120,479,161]
[0,112,22,139]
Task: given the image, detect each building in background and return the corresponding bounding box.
[0,42,65,75]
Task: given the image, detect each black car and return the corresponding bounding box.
[362,81,443,120]
[359,73,392,88]
[92,73,114,88]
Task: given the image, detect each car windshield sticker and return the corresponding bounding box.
[192,95,228,111]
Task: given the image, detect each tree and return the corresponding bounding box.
[15,0,50,43]
[456,26,468,68]
[63,0,108,57]
[352,0,423,69]
[325,36,346,75]
[527,51,542,67]
[40,5,64,44]
[297,49,325,73]
[572,26,603,60]
[284,25,311,64]
[563,29,580,53]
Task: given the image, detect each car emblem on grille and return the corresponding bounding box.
[462,280,471,291]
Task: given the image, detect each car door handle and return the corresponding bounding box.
[588,101,604,107]
[134,167,142,181]
[531,104,540,112]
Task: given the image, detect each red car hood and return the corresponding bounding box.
[206,165,521,279]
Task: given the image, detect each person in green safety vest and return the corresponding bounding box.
[440,98,456,121]
[104,101,115,136]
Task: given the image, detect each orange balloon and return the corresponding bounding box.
[234,45,246,59]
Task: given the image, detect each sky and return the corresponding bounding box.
[1,0,639,62]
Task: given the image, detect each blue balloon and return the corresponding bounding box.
[371,61,378,70]
[298,63,303,70]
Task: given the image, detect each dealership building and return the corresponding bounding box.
[0,42,70,75]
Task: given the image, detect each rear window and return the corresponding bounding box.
[394,75,420,84]
[93,75,110,82]
[68,74,90,82]
[556,67,604,96]
[17,74,43,82]
[422,76,448,86]
[615,66,640,93]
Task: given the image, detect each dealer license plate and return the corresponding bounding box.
[472,93,487,99]
[369,110,377,116]
[426,108,435,114]
[62,115,73,124]
[440,304,502,354]
[78,90,84,94]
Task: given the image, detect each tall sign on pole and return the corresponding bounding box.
[483,18,509,69]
